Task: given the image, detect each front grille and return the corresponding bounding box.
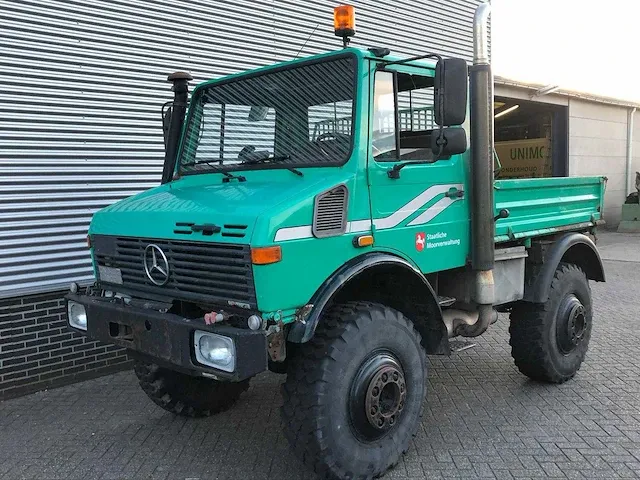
[93,235,256,309]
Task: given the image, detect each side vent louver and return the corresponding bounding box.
[313,184,348,238]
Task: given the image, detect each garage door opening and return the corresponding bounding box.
[494,97,568,179]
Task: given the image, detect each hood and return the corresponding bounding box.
[90,172,328,243]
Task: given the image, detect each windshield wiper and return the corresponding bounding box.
[242,154,304,177]
[183,160,246,182]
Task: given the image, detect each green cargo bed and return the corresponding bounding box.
[494,176,606,243]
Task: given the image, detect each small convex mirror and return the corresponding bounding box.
[431,127,467,156]
[434,58,468,126]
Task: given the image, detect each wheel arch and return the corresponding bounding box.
[287,252,449,355]
[523,232,605,303]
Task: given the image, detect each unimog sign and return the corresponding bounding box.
[495,137,552,178]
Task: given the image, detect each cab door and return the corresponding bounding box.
[367,64,470,274]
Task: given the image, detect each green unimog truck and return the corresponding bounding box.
[66,3,606,479]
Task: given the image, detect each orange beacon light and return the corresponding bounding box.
[334,5,356,47]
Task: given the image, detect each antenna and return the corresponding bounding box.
[294,24,320,59]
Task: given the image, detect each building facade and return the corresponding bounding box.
[495,78,640,226]
[0,0,485,398]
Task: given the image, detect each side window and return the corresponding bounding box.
[372,71,397,161]
[372,70,435,162]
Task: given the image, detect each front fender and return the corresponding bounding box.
[287,252,444,346]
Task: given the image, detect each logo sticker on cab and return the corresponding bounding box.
[415,232,426,252]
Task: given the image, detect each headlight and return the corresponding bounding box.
[194,331,235,372]
[67,301,87,331]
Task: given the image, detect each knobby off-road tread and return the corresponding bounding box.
[509,263,591,384]
[281,301,427,480]
[134,361,249,417]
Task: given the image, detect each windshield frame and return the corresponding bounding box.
[175,51,359,177]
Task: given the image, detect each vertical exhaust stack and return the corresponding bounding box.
[161,71,193,184]
[457,2,497,337]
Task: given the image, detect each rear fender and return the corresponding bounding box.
[523,232,605,303]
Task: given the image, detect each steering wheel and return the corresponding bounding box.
[313,132,350,156]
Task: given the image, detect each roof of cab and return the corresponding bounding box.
[192,47,437,93]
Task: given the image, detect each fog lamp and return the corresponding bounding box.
[67,301,87,331]
[194,331,235,372]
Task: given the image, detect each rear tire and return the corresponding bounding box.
[509,263,592,383]
[134,360,249,417]
[281,302,427,480]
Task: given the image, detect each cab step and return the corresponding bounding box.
[449,340,477,352]
[438,296,456,307]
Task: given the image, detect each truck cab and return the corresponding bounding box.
[66,4,606,479]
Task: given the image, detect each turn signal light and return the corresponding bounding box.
[251,246,282,265]
[353,235,374,247]
[87,235,92,249]
[334,5,356,38]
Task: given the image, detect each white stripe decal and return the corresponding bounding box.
[347,219,372,232]
[407,196,459,226]
[372,184,462,229]
[274,183,463,242]
[274,225,313,242]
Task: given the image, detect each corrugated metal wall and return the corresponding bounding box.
[0,0,484,299]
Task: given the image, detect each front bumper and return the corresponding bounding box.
[65,293,268,382]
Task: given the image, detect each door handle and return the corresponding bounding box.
[445,188,464,199]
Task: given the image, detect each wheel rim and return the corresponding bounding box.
[556,294,588,354]
[349,352,407,441]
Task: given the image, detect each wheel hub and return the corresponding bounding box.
[349,352,407,441]
[365,365,406,430]
[557,295,588,353]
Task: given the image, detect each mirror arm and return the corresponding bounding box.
[387,156,441,179]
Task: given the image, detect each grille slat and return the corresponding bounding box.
[94,235,256,308]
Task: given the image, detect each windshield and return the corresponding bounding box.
[178,56,356,175]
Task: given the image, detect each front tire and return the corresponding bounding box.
[509,263,592,383]
[134,360,250,417]
[281,302,427,480]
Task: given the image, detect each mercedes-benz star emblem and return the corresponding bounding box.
[144,244,170,286]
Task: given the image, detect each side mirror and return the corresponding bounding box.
[431,127,467,156]
[434,58,468,126]
[162,102,173,147]
[248,105,269,122]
